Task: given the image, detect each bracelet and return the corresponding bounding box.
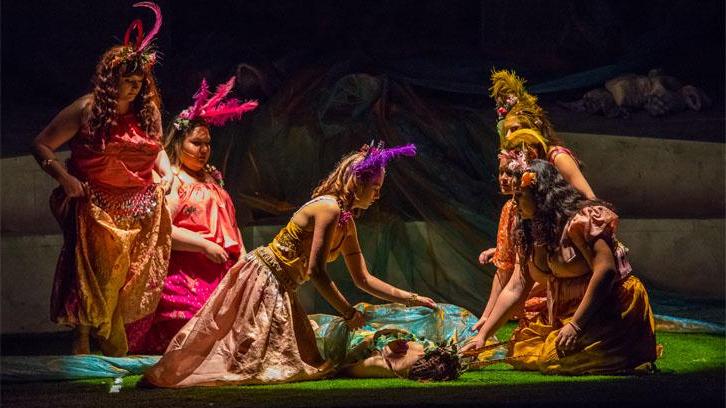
[41,158,58,170]
[343,308,357,321]
[406,292,419,307]
[568,320,583,335]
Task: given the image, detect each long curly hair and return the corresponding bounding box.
[311,150,382,212]
[408,345,462,382]
[513,160,611,258]
[87,45,161,146]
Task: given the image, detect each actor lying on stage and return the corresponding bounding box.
[125,78,258,354]
[463,155,658,375]
[311,303,484,381]
[142,143,437,387]
[30,2,172,356]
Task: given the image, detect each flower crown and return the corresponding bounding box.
[173,77,259,132]
[503,149,537,189]
[110,2,162,72]
[351,141,417,182]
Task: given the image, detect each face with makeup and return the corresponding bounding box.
[498,156,515,195]
[180,125,211,172]
[514,188,536,220]
[117,74,144,103]
[352,170,385,210]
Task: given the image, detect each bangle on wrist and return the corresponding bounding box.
[343,307,357,321]
[568,320,583,335]
[41,158,58,170]
[406,292,419,307]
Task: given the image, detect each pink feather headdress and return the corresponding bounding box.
[174,77,259,131]
[112,2,162,70]
[351,141,417,182]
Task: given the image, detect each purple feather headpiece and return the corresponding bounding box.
[174,77,259,131]
[351,141,417,182]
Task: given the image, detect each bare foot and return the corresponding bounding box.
[71,326,91,355]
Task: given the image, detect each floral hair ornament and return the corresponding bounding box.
[111,2,163,71]
[351,141,417,183]
[173,77,259,132]
[505,149,537,190]
[490,69,540,142]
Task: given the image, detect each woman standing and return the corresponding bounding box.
[126,78,257,354]
[31,2,172,356]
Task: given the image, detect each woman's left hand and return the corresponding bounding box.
[555,322,580,352]
[159,176,173,193]
[411,295,437,309]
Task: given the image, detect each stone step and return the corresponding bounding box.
[2,133,724,234]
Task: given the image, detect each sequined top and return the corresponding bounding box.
[267,197,347,287]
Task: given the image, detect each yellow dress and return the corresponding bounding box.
[50,114,171,356]
[508,206,658,374]
[144,196,347,387]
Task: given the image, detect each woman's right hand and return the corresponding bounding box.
[344,310,365,330]
[60,175,86,198]
[478,247,496,264]
[461,332,486,353]
[203,242,229,264]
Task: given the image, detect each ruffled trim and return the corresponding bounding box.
[560,206,632,279]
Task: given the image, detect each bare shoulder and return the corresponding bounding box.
[308,197,341,218]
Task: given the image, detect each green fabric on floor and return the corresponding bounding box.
[2,330,723,408]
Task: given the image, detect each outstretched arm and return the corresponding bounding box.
[462,257,534,352]
[307,202,361,327]
[474,266,514,331]
[556,237,617,351]
[341,221,436,309]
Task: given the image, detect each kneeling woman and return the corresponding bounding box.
[143,143,436,387]
[462,157,657,374]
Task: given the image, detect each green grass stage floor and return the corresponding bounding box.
[2,326,723,408]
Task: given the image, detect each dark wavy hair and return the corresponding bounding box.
[408,345,462,382]
[513,160,611,258]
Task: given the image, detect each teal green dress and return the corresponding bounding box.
[309,303,479,368]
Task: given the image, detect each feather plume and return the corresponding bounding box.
[489,69,538,106]
[203,77,236,111]
[134,2,162,52]
[352,144,416,178]
[202,100,259,126]
[183,79,210,120]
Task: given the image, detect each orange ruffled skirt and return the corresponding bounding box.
[509,275,658,375]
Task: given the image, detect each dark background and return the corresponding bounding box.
[2,0,724,156]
